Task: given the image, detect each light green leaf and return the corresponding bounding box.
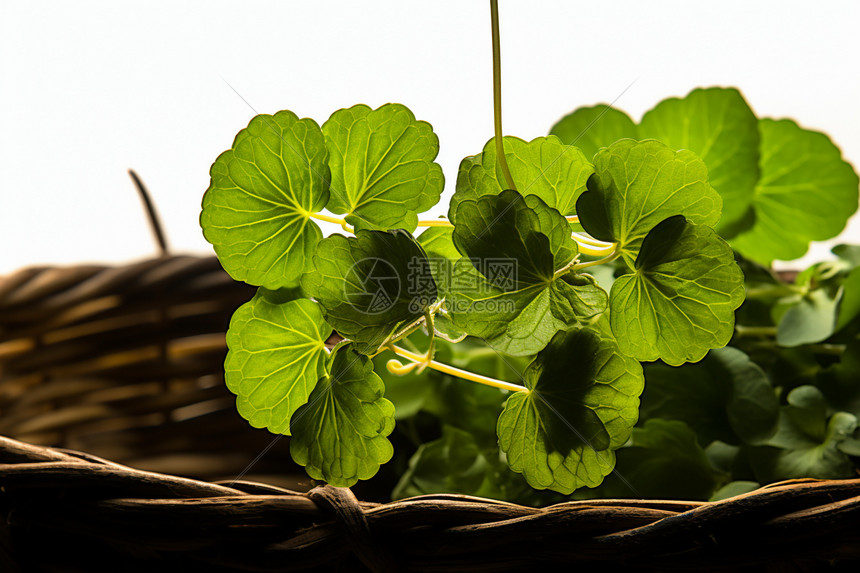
[550,105,638,161]
[641,347,778,445]
[749,386,857,481]
[576,139,722,267]
[777,288,840,347]
[709,481,760,501]
[448,190,607,356]
[450,135,593,222]
[497,328,644,494]
[225,294,329,435]
[322,104,444,232]
[638,87,760,235]
[202,111,330,288]
[417,226,466,340]
[610,216,745,365]
[302,229,437,354]
[731,119,860,264]
[290,344,395,487]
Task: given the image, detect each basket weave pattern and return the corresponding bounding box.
[2,435,860,572]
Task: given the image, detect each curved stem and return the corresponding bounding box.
[576,242,617,258]
[490,0,517,191]
[571,232,613,248]
[387,344,527,393]
[734,325,778,338]
[566,215,580,224]
[573,248,621,271]
[308,212,354,234]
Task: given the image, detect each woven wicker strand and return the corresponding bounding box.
[1,436,859,572]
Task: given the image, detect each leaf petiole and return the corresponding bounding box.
[386,344,528,393]
[573,246,620,268]
[490,0,517,191]
[416,218,454,228]
[308,212,354,233]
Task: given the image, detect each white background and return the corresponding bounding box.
[2,0,859,275]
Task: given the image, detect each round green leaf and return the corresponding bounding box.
[301,229,437,354]
[549,104,638,162]
[730,119,860,264]
[225,294,330,435]
[639,87,760,235]
[448,190,607,356]
[322,103,444,232]
[450,135,593,222]
[497,328,644,493]
[576,139,722,267]
[610,216,745,365]
[290,344,395,487]
[201,111,330,289]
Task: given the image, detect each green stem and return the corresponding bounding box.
[490,0,516,191]
[734,325,779,337]
[572,248,621,271]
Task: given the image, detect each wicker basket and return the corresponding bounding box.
[2,257,860,572]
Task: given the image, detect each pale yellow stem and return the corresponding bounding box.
[387,344,527,393]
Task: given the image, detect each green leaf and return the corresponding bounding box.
[837,267,860,331]
[225,294,329,435]
[749,386,857,481]
[448,190,607,356]
[815,340,860,418]
[576,139,722,266]
[451,136,593,222]
[601,419,720,500]
[833,244,860,268]
[709,481,760,502]
[641,347,778,445]
[497,328,644,493]
[392,425,491,499]
[289,343,395,487]
[201,111,330,288]
[638,88,760,235]
[302,229,437,354]
[549,105,638,161]
[777,288,840,347]
[610,216,745,365]
[322,103,444,232]
[415,226,466,340]
[730,119,860,264]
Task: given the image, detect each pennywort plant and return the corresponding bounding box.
[201,3,859,494]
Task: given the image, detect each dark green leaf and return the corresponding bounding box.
[225,294,329,435]
[322,104,444,232]
[609,216,745,365]
[641,347,778,445]
[290,344,395,487]
[549,105,638,161]
[302,229,437,354]
[202,111,330,288]
[448,190,607,356]
[497,328,644,493]
[749,385,857,481]
[601,419,720,500]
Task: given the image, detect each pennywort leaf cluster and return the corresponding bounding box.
[198,77,860,493]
